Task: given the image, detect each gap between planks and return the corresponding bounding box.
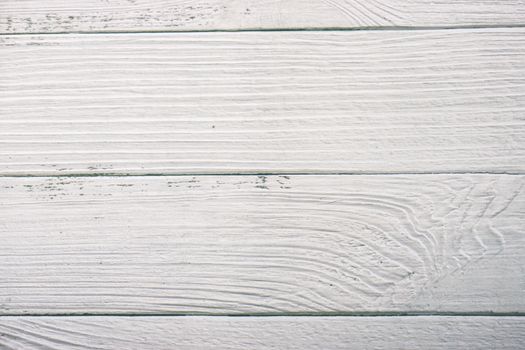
[1,24,525,36]
[1,171,524,179]
[1,312,525,318]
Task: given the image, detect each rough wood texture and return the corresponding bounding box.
[1,316,524,349]
[1,175,523,314]
[1,29,524,176]
[1,0,524,34]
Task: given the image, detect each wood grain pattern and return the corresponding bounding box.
[0,175,523,314]
[1,316,524,349]
[1,0,524,34]
[1,29,525,176]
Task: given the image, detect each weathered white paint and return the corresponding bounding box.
[1,0,524,34]
[2,2,524,345]
[0,316,524,349]
[1,29,524,176]
[1,175,523,314]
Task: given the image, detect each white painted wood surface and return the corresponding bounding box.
[1,0,525,34]
[0,316,524,350]
[1,29,524,176]
[2,1,525,345]
[1,175,523,314]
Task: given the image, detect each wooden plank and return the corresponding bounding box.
[0,175,523,314]
[1,29,524,176]
[1,0,525,34]
[0,316,524,349]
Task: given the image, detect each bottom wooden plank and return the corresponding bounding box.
[0,316,523,349]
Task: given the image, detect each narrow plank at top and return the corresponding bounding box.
[1,0,525,34]
[1,28,525,176]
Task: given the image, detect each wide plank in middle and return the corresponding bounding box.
[1,29,524,175]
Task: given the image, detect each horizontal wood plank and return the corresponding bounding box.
[1,0,525,34]
[0,175,523,314]
[1,29,525,176]
[0,316,524,349]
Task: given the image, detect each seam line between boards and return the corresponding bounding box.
[0,312,524,318]
[1,24,525,36]
[0,172,523,178]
